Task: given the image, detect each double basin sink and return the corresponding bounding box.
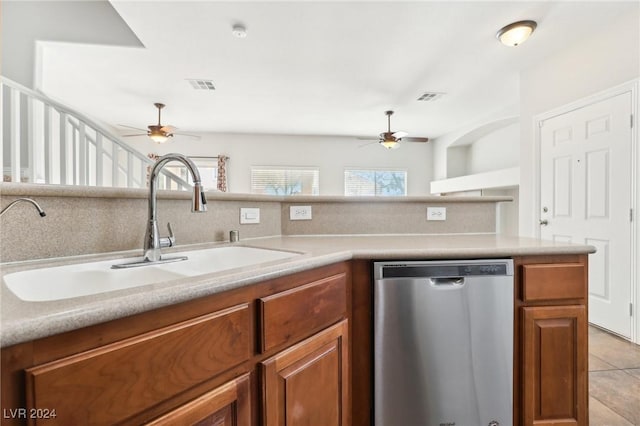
[3,246,300,302]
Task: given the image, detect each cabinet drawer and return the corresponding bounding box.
[522,263,586,302]
[259,272,347,352]
[25,304,251,426]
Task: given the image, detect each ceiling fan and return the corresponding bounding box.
[121,103,199,143]
[360,110,429,149]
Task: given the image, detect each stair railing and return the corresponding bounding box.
[1,76,190,190]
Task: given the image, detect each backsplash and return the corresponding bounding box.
[0,184,510,262]
[281,200,497,235]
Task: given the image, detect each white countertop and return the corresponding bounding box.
[0,234,594,348]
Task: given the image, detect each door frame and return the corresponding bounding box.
[533,79,639,343]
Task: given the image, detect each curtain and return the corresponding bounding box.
[147,153,160,186]
[217,155,229,192]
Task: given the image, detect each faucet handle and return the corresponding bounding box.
[159,222,176,248]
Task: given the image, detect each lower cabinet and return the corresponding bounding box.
[261,321,349,426]
[146,374,251,426]
[0,262,350,426]
[522,306,587,426]
[24,304,252,425]
[516,256,589,426]
[2,256,592,426]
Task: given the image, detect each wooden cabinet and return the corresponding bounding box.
[0,262,351,426]
[522,306,587,425]
[24,304,251,425]
[258,272,346,352]
[1,254,591,426]
[515,255,589,426]
[261,321,349,426]
[145,374,251,426]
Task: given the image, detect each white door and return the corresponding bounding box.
[539,91,633,338]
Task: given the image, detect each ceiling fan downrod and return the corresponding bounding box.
[154,103,165,125]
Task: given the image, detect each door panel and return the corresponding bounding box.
[522,306,587,426]
[540,91,632,338]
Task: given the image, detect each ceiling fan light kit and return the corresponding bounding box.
[148,103,174,143]
[372,110,429,149]
[381,139,399,150]
[496,20,537,47]
[148,127,172,143]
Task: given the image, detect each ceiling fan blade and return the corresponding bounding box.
[122,133,147,137]
[392,131,408,139]
[357,136,379,141]
[399,136,430,143]
[118,124,147,131]
[359,141,380,148]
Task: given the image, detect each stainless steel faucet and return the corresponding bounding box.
[143,153,207,262]
[0,198,46,217]
[113,153,206,268]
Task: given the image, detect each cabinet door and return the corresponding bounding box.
[25,304,251,425]
[145,374,251,426]
[522,306,587,426]
[261,320,349,426]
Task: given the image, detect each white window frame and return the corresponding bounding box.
[344,168,408,196]
[250,166,320,196]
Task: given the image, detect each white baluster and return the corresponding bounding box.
[78,122,86,186]
[111,143,119,187]
[59,112,68,184]
[0,82,4,182]
[10,87,21,183]
[96,133,103,186]
[44,105,52,184]
[127,151,133,188]
[27,96,37,184]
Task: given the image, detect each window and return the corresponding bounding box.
[251,167,319,195]
[164,157,219,190]
[344,169,407,196]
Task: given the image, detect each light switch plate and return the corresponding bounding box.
[290,205,312,221]
[427,207,447,221]
[240,207,260,224]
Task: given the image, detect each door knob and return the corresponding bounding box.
[539,219,548,226]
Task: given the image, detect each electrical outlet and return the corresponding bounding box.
[427,207,447,221]
[240,207,260,224]
[290,205,312,221]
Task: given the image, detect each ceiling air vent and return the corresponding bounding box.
[187,79,216,90]
[417,92,444,102]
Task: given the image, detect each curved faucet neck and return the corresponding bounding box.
[144,153,207,262]
[0,198,46,217]
[148,153,204,220]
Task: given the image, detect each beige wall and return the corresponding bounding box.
[0,184,509,262]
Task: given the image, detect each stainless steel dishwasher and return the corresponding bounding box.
[374,259,514,426]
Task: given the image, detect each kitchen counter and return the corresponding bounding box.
[0,234,595,347]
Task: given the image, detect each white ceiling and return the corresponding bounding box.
[36,1,636,140]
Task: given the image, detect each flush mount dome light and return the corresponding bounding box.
[232,24,247,38]
[496,20,537,47]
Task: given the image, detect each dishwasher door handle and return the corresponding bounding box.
[430,277,464,286]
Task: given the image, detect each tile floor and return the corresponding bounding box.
[589,326,640,425]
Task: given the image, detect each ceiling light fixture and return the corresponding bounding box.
[496,20,537,47]
[380,139,399,150]
[232,24,247,38]
[148,128,170,144]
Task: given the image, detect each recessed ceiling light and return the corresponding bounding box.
[496,20,537,47]
[232,24,247,38]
